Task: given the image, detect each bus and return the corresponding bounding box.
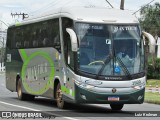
[5,6,155,110]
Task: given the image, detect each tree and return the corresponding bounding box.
[140,2,160,39]
[140,2,160,70]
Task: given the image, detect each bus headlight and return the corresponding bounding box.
[85,80,102,86]
[75,79,96,89]
[74,79,82,86]
[79,83,95,89]
[132,85,144,90]
[85,84,95,89]
[133,86,141,90]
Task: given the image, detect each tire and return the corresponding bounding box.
[55,83,66,109]
[17,79,35,101]
[110,104,124,111]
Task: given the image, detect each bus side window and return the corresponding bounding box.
[62,17,74,69]
[38,21,50,47]
[42,29,49,46]
[32,31,38,47]
[23,26,31,48]
[52,19,61,52]
[6,28,12,49]
[15,27,24,49]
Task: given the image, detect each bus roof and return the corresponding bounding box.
[11,6,139,27]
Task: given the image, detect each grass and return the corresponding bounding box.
[145,79,160,104]
[146,79,160,87]
[145,92,160,105]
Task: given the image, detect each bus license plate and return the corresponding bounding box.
[108,97,119,101]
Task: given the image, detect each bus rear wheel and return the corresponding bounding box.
[110,104,124,111]
[55,83,66,109]
[17,79,35,101]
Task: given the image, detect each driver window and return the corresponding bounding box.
[79,37,90,65]
[62,18,74,70]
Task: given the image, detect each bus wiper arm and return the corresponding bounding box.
[116,56,132,80]
[96,53,112,79]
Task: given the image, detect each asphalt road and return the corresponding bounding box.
[0,73,160,120]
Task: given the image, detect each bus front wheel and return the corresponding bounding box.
[55,83,66,109]
[110,104,124,111]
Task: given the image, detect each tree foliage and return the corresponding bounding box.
[140,2,160,38]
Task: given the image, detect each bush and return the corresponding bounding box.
[147,58,160,79]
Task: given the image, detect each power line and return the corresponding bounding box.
[0,20,9,27]
[105,0,114,8]
[28,0,60,15]
[61,0,72,7]
[30,0,115,16]
[133,0,155,15]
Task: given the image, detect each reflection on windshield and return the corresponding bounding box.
[76,23,144,77]
[113,25,144,75]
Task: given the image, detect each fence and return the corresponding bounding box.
[148,85,160,94]
[0,62,5,72]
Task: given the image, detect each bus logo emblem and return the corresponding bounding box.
[112,88,117,93]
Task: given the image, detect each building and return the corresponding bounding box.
[157,37,160,58]
[0,29,7,47]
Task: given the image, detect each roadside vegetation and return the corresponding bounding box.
[145,79,160,105]
[145,92,160,105]
[146,79,160,87]
[147,58,160,80]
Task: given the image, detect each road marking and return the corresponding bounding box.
[63,117,81,120]
[0,101,80,120]
[0,101,40,111]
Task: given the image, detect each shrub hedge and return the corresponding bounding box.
[147,58,160,79]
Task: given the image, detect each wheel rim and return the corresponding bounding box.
[17,81,22,98]
[56,84,64,108]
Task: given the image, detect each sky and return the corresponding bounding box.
[0,0,159,30]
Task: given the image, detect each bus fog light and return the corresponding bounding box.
[81,94,87,100]
[138,95,143,100]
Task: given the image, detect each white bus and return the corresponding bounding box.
[5,6,154,110]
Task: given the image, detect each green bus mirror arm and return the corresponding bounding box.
[66,28,78,52]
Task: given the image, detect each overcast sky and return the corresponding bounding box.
[0,0,159,30]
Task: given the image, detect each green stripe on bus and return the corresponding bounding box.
[19,49,27,60]
[20,50,55,95]
[72,91,75,97]
[61,86,75,97]
[15,22,21,26]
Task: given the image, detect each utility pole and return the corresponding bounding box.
[11,12,29,20]
[120,0,125,10]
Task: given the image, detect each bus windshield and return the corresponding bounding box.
[75,23,144,77]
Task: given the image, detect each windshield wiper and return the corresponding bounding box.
[116,56,132,80]
[96,53,112,79]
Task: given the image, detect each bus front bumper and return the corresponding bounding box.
[75,84,145,104]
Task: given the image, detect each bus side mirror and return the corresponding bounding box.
[66,28,78,52]
[142,31,156,54]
